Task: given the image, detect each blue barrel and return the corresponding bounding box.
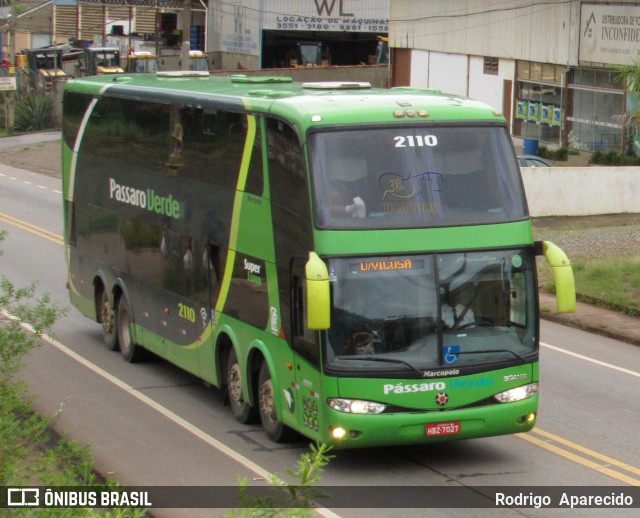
[523,139,539,156]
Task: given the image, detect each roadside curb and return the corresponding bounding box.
[539,292,640,347]
[0,131,61,149]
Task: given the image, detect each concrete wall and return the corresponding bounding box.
[407,50,516,117]
[468,57,515,116]
[413,52,468,97]
[521,167,640,217]
[390,0,577,65]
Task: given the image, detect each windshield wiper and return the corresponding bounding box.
[456,349,527,362]
[337,355,424,375]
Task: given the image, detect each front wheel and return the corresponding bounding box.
[258,361,294,442]
[117,296,145,363]
[99,290,119,351]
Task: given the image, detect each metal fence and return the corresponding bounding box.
[1,69,65,129]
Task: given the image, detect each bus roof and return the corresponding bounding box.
[64,73,505,128]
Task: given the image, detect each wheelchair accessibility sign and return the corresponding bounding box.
[444,345,460,365]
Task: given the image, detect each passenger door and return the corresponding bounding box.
[291,257,324,442]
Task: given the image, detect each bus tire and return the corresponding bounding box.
[99,289,119,351]
[226,349,258,424]
[117,296,145,363]
[258,361,293,442]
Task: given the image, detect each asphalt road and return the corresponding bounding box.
[0,130,61,149]
[1,147,639,516]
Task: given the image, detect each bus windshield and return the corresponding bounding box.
[309,125,527,229]
[325,248,537,373]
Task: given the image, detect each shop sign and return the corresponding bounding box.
[580,3,640,66]
[0,77,16,91]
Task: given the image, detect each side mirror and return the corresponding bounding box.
[305,252,330,330]
[537,241,576,313]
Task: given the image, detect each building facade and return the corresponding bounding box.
[1,0,204,62]
[207,0,389,70]
[2,0,389,72]
[390,0,639,153]
[10,0,636,154]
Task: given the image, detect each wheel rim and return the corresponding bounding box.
[228,364,242,403]
[259,378,276,423]
[101,300,113,335]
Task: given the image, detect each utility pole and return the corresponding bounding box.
[6,0,17,130]
[181,0,191,70]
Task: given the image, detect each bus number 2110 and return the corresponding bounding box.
[178,303,196,323]
[394,135,438,148]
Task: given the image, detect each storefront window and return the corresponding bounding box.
[595,69,614,89]
[515,63,625,151]
[514,61,563,144]
[542,64,556,82]
[567,88,624,151]
[517,61,530,80]
[567,68,624,152]
[530,62,542,81]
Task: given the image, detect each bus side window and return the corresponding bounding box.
[266,117,314,352]
[62,91,94,152]
[178,109,263,195]
[243,116,264,196]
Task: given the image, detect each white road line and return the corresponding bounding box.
[42,330,275,475]
[6,312,340,518]
[0,173,60,195]
[541,341,640,378]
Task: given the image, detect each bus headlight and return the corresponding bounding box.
[328,398,387,414]
[494,383,539,403]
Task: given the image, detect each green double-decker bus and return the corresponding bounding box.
[62,72,575,448]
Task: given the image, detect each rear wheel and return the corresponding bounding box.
[226,349,258,424]
[99,290,119,351]
[117,296,145,363]
[258,361,293,442]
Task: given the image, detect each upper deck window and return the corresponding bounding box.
[309,125,527,230]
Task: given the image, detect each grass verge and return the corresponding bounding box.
[1,383,148,517]
[1,230,147,516]
[533,214,640,316]
[571,256,640,316]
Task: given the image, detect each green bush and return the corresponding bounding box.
[554,147,569,161]
[14,94,55,132]
[607,150,621,165]
[537,145,569,162]
[224,442,334,517]
[590,150,604,164]
[590,149,640,165]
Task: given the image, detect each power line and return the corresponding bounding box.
[392,0,574,24]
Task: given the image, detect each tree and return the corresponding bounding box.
[614,61,640,155]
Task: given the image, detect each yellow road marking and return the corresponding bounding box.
[532,427,640,477]
[520,429,640,486]
[0,211,63,246]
